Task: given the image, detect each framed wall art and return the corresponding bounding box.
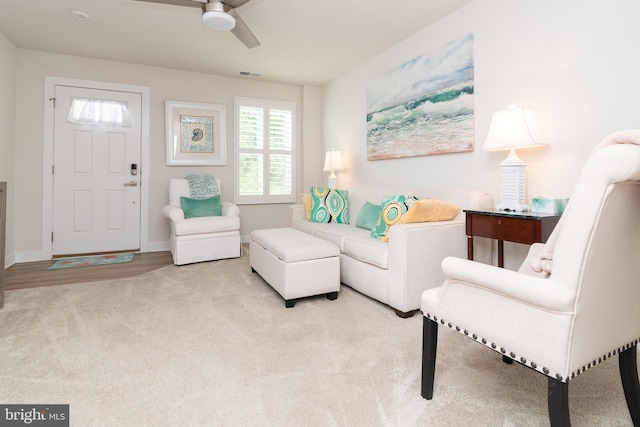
[366,33,475,160]
[165,101,227,166]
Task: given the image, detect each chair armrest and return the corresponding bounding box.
[162,204,184,221]
[441,257,575,312]
[290,204,305,222]
[221,202,240,217]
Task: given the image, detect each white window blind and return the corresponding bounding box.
[235,97,296,204]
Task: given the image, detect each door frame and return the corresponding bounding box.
[42,77,151,259]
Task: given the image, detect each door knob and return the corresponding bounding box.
[124,181,138,187]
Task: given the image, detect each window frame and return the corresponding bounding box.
[234,96,297,205]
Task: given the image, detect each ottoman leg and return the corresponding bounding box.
[285,299,296,308]
[326,292,338,301]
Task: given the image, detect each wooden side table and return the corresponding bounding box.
[464,209,561,268]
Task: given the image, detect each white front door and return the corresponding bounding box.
[52,85,142,255]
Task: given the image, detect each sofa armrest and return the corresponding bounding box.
[386,220,468,313]
[290,204,305,222]
[162,204,185,221]
[222,202,240,217]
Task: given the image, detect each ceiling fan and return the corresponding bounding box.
[133,0,260,48]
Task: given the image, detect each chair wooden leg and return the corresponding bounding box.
[548,377,570,427]
[421,317,438,400]
[619,345,640,425]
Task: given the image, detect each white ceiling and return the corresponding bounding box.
[0,0,473,86]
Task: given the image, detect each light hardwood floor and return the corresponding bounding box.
[3,251,174,290]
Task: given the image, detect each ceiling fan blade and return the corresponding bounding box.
[229,12,260,49]
[221,0,252,8]
[131,0,205,8]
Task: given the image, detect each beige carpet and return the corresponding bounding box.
[0,249,634,426]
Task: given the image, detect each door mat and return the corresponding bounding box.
[48,252,135,270]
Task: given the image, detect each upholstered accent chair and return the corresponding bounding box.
[162,178,241,265]
[421,143,640,425]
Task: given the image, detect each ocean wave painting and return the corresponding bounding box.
[366,34,474,160]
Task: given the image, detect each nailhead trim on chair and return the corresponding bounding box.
[425,312,640,383]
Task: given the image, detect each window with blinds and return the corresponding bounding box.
[235,97,296,204]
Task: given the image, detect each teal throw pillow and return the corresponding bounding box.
[355,202,382,231]
[370,195,424,239]
[309,187,349,224]
[180,195,222,219]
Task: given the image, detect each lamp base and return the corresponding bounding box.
[327,172,337,190]
[498,149,528,212]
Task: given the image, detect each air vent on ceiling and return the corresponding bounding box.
[238,71,262,77]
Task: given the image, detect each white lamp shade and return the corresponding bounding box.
[483,106,543,151]
[323,150,344,172]
[202,10,236,31]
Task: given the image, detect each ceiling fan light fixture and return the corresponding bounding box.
[202,3,236,31]
[70,10,90,21]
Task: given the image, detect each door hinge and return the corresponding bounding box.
[51,232,54,242]
[52,164,54,175]
[49,97,56,108]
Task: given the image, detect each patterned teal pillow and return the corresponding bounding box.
[371,195,424,239]
[309,187,349,224]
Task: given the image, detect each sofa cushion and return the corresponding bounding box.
[310,187,350,224]
[355,202,381,230]
[292,220,369,251]
[292,219,317,236]
[180,195,222,219]
[371,195,423,239]
[312,224,370,251]
[343,236,389,269]
[173,215,240,236]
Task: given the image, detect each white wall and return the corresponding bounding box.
[323,0,640,269]
[302,86,323,191]
[0,32,16,266]
[11,49,321,262]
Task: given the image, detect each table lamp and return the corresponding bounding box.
[483,105,546,212]
[323,149,344,189]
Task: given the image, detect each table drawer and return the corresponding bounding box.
[467,214,549,244]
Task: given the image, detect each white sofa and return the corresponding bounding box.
[291,185,492,317]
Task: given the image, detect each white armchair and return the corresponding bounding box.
[162,178,241,265]
[421,142,640,425]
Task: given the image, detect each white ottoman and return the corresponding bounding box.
[250,228,340,308]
